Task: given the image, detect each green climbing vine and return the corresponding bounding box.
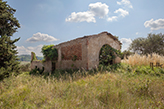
[41,45,58,61]
[71,55,77,68]
[99,44,121,66]
[72,55,77,61]
[31,52,37,62]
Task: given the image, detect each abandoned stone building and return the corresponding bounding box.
[31,32,122,72]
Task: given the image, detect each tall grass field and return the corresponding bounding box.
[122,53,164,67]
[0,54,164,109]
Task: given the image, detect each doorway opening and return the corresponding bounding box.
[99,44,115,66]
[51,48,58,72]
[52,61,56,72]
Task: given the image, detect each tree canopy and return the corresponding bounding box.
[129,33,164,55]
[0,0,20,80]
[121,50,133,59]
[0,36,20,80]
[0,0,20,36]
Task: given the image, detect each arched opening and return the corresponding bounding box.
[99,44,115,66]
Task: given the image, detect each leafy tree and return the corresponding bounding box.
[121,50,134,59]
[129,38,145,54]
[129,33,164,55]
[0,0,20,80]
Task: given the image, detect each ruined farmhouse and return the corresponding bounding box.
[31,32,122,72]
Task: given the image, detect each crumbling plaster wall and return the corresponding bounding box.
[54,32,121,70]
[31,61,43,70]
[31,51,52,72]
[43,60,52,72]
[31,32,121,71]
[31,60,52,72]
[87,32,121,69]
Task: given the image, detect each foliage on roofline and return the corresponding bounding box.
[41,45,58,61]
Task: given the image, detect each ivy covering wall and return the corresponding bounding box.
[99,44,121,66]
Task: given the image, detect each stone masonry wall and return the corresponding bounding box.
[31,60,52,73]
[31,61,43,70]
[31,51,52,73]
[43,60,52,73]
[87,32,121,69]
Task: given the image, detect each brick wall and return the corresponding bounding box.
[61,43,82,60]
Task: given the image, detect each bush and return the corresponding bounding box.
[41,45,58,61]
[29,66,44,75]
[20,63,30,72]
[116,63,164,77]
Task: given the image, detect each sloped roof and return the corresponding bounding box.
[54,31,122,47]
[78,31,121,44]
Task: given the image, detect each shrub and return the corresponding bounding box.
[20,63,30,72]
[30,66,44,75]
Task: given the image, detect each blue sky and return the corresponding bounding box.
[6,0,164,56]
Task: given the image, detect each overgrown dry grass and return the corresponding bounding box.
[20,61,30,65]
[0,64,164,109]
[122,53,164,67]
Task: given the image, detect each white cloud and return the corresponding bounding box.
[121,38,132,44]
[66,1,133,23]
[114,8,129,17]
[120,38,132,51]
[117,0,133,8]
[107,16,118,22]
[89,2,109,18]
[107,0,132,22]
[26,32,58,42]
[17,45,43,56]
[144,19,164,31]
[66,2,109,23]
[65,11,96,23]
[136,32,139,35]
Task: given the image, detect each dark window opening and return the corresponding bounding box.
[52,62,56,72]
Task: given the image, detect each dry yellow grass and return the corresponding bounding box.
[121,53,164,67]
[1,64,164,108]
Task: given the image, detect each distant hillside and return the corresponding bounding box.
[18,55,43,62]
